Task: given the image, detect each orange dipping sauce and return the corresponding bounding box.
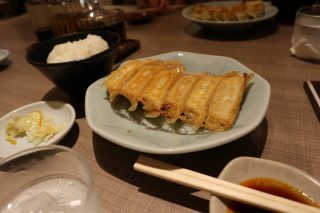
[226,177,320,213]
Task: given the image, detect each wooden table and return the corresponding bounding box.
[0,10,319,213]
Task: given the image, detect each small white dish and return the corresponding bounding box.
[0,101,75,158]
[182,1,278,30]
[0,49,10,65]
[210,157,320,212]
[85,51,270,154]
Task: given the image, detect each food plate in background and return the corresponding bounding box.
[182,1,278,30]
[210,157,320,212]
[85,52,270,154]
[0,101,75,158]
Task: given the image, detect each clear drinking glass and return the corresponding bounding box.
[0,145,100,213]
[24,1,55,41]
[291,6,320,61]
[48,0,85,36]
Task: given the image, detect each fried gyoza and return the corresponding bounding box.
[120,60,166,111]
[180,74,222,129]
[204,72,251,131]
[141,62,185,118]
[104,59,253,132]
[104,60,142,101]
[162,74,201,123]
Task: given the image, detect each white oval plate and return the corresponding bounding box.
[182,1,278,30]
[210,157,320,212]
[0,49,10,65]
[0,101,75,158]
[85,51,270,154]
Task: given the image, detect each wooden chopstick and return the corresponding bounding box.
[134,155,320,213]
[304,81,320,121]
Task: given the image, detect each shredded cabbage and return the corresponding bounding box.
[5,111,61,146]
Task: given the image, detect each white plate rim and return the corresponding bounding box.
[0,101,76,158]
[182,1,278,26]
[85,51,271,154]
[0,49,10,64]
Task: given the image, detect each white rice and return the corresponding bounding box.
[47,34,109,64]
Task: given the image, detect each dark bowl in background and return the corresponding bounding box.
[26,30,121,99]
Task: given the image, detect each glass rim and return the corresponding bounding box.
[0,145,87,166]
[297,6,320,18]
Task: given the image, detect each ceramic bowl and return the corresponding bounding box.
[0,101,75,158]
[26,30,120,99]
[210,157,320,212]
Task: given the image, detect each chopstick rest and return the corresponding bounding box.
[134,155,320,213]
[304,81,320,121]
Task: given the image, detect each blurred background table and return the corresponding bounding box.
[0,9,319,212]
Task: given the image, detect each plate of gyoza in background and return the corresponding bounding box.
[85,52,270,154]
[182,0,278,30]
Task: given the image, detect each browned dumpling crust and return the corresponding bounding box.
[104,59,253,132]
[190,0,265,22]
